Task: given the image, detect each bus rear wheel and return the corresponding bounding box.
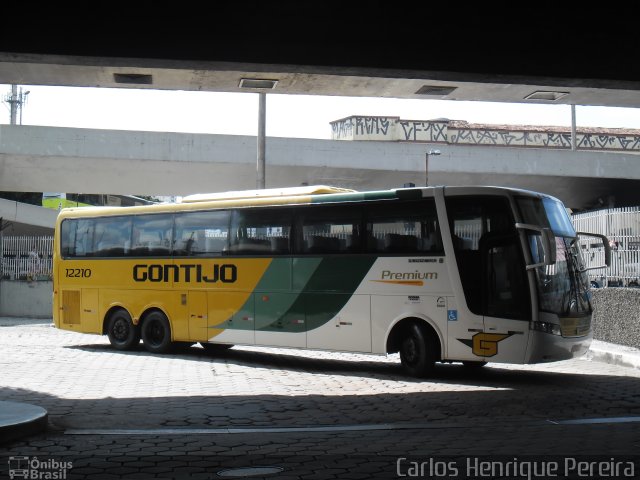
[106,309,140,351]
[141,311,173,354]
[399,322,437,378]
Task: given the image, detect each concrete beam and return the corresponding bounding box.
[0,125,639,210]
[0,198,57,231]
[2,51,640,108]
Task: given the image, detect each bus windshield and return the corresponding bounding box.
[517,197,591,319]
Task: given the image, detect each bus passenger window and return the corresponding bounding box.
[228,208,292,255]
[365,199,443,255]
[60,219,95,257]
[92,217,132,257]
[60,220,75,257]
[298,206,361,254]
[174,210,229,257]
[130,214,173,257]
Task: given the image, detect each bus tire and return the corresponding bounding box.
[399,322,437,378]
[141,311,173,354]
[106,309,140,351]
[200,342,234,352]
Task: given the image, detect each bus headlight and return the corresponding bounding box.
[533,321,562,336]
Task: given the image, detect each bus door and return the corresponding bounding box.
[446,196,531,363]
[478,232,531,363]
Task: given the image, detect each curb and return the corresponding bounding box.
[584,340,640,371]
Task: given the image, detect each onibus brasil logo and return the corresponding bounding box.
[8,457,72,479]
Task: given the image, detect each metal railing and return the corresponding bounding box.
[572,207,640,287]
[1,236,53,280]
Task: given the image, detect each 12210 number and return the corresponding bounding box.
[65,268,92,278]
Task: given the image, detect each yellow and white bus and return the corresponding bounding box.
[52,185,609,377]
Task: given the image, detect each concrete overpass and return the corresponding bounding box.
[1,7,639,238]
[1,8,639,109]
[1,125,639,216]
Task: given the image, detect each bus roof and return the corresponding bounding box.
[55,185,561,222]
[181,185,356,203]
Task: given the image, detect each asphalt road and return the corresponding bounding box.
[1,318,639,479]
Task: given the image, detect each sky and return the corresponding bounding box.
[3,84,640,139]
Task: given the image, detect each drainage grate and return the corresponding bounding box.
[217,466,284,477]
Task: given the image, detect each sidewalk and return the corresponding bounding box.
[584,339,640,371]
[1,316,639,447]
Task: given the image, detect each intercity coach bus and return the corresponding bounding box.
[52,185,610,377]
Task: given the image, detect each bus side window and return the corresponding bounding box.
[365,199,443,255]
[174,210,230,257]
[228,208,292,255]
[62,219,95,257]
[60,220,75,257]
[92,216,132,257]
[130,214,173,257]
[297,206,361,254]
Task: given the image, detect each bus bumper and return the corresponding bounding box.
[526,330,592,363]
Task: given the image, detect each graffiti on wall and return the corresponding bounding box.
[331,117,355,140]
[450,129,549,147]
[355,116,393,136]
[399,121,447,142]
[330,116,449,142]
[331,116,398,140]
[576,134,640,151]
[331,115,640,152]
[450,127,640,151]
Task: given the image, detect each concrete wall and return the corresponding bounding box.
[0,281,52,318]
[592,288,640,349]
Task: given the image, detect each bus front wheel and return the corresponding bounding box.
[141,311,173,354]
[106,309,140,351]
[399,322,437,378]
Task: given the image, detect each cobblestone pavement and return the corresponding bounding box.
[1,318,640,479]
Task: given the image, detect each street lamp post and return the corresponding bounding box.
[425,149,441,186]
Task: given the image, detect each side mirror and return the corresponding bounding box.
[575,232,611,270]
[515,223,556,270]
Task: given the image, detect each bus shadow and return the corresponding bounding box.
[64,342,625,390]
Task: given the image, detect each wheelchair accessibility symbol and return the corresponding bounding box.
[447,310,458,321]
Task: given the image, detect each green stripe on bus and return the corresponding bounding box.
[217,256,376,333]
[252,258,321,333]
[222,257,323,332]
[257,256,376,333]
